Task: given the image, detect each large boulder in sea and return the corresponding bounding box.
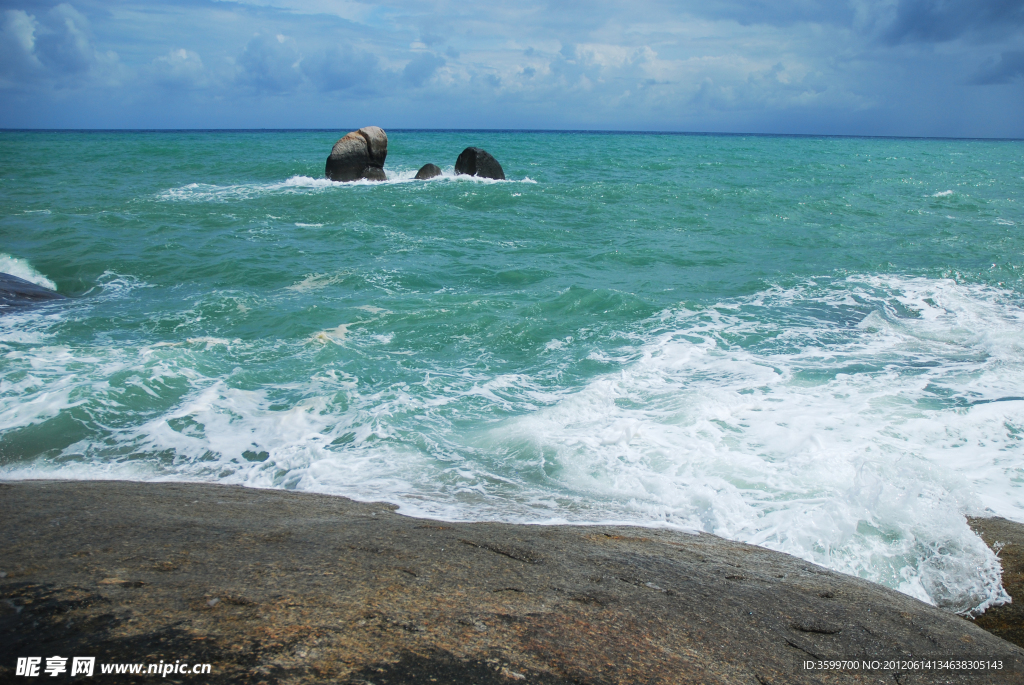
[0,272,66,312]
[325,126,388,182]
[415,163,442,180]
[455,147,505,180]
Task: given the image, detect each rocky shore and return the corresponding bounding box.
[968,516,1024,649]
[1,480,1021,684]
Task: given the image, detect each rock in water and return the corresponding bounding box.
[325,126,388,182]
[415,163,442,180]
[0,272,66,311]
[454,147,505,180]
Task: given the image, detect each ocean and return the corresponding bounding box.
[1,129,1022,616]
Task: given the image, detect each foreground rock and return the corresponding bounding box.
[0,272,66,311]
[969,516,1024,649]
[325,126,388,182]
[1,481,1021,684]
[455,146,505,179]
[415,163,443,180]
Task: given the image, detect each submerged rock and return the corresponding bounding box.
[455,147,505,180]
[325,126,388,182]
[1,480,1021,684]
[0,272,66,311]
[415,163,443,180]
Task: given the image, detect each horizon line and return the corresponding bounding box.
[1,128,1022,143]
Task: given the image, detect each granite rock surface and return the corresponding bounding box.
[1,481,1021,684]
[968,516,1024,649]
[325,127,388,182]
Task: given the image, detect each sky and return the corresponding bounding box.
[0,0,1022,137]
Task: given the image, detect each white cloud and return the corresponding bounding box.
[36,3,97,75]
[236,33,303,93]
[3,9,38,56]
[0,0,1020,135]
[0,10,45,85]
[0,3,123,89]
[150,48,208,89]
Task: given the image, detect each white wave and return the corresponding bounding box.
[932,190,954,197]
[159,172,537,201]
[544,337,570,351]
[0,254,57,290]
[1,273,1020,616]
[185,337,242,350]
[157,178,342,202]
[385,167,537,185]
[482,275,1023,614]
[308,323,354,344]
[286,272,347,292]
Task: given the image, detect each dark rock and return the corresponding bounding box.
[455,147,505,180]
[2,481,1022,683]
[0,272,66,311]
[969,516,1024,649]
[415,163,443,180]
[325,126,388,182]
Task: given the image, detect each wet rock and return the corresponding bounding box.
[455,147,505,180]
[0,272,66,311]
[1,481,1021,684]
[415,163,442,180]
[325,126,388,182]
[969,516,1024,649]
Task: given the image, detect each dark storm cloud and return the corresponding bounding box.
[882,0,1024,44]
[971,50,1024,84]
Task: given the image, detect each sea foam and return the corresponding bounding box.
[0,274,1020,616]
[158,172,537,201]
[0,253,57,290]
[486,275,1022,614]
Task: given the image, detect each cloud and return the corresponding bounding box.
[880,0,1024,44]
[0,3,119,88]
[302,43,382,92]
[403,51,444,86]
[0,0,1021,136]
[149,48,208,89]
[971,50,1024,84]
[35,3,94,74]
[0,10,45,84]
[237,33,303,93]
[682,0,855,27]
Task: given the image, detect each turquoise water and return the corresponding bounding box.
[1,130,1023,614]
